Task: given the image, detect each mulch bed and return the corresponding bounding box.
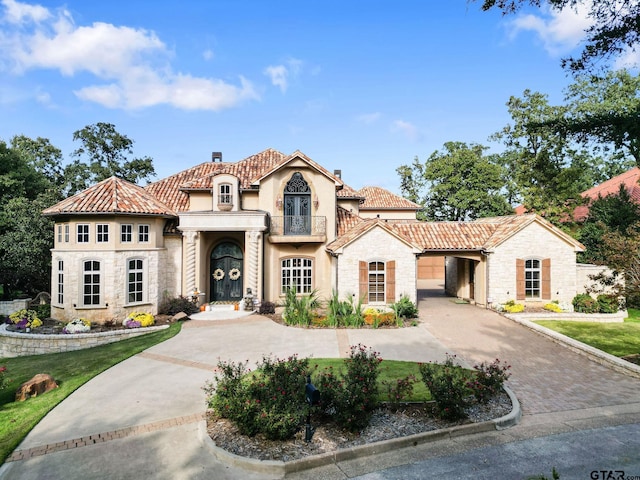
[4,315,175,334]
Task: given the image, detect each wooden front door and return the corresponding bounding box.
[210,242,243,302]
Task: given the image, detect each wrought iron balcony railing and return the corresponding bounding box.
[270,216,326,236]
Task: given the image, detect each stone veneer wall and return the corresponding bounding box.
[487,222,578,306]
[0,299,31,316]
[337,226,417,305]
[0,324,168,358]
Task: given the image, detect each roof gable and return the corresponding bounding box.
[43,176,176,217]
[327,218,421,253]
[250,150,344,188]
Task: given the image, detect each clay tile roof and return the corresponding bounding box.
[337,183,364,199]
[357,186,421,210]
[336,206,365,236]
[145,148,286,211]
[43,176,177,217]
[251,149,344,187]
[327,218,417,252]
[392,221,497,251]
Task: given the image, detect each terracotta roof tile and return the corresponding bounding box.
[327,218,417,252]
[336,206,365,236]
[392,221,497,250]
[357,186,421,210]
[43,176,176,217]
[145,148,286,211]
[337,183,364,198]
[250,150,344,187]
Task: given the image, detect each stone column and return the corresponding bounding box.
[185,231,198,295]
[245,230,262,300]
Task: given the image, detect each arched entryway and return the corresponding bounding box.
[210,241,243,302]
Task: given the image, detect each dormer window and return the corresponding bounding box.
[218,183,233,210]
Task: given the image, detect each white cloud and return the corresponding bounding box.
[357,112,381,124]
[264,57,304,93]
[615,48,640,70]
[508,3,593,55]
[2,0,49,24]
[202,49,214,61]
[391,120,420,141]
[0,0,258,110]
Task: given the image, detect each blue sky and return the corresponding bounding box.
[0,0,619,192]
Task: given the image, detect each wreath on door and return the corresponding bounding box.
[229,268,241,281]
[213,268,225,281]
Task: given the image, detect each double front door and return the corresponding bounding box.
[210,242,243,302]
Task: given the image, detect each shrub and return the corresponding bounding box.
[9,309,42,329]
[32,303,51,320]
[572,293,599,313]
[158,295,199,316]
[259,301,276,315]
[326,291,363,327]
[0,366,7,391]
[419,354,471,420]
[382,374,416,409]
[282,288,319,326]
[391,295,419,319]
[597,294,619,313]
[467,359,511,404]
[503,302,524,313]
[543,302,563,313]
[205,355,309,440]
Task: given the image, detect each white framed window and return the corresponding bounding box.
[96,224,109,243]
[218,183,232,205]
[138,224,150,243]
[121,224,132,243]
[77,224,89,243]
[56,260,64,305]
[525,259,541,298]
[127,258,144,304]
[64,224,70,242]
[368,261,385,303]
[57,225,63,243]
[82,260,101,306]
[281,258,313,294]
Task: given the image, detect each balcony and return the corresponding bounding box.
[269,216,327,243]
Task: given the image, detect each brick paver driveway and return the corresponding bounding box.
[418,281,640,415]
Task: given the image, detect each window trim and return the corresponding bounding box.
[524,258,541,299]
[368,260,386,304]
[55,259,64,306]
[126,257,146,305]
[280,257,313,295]
[77,224,90,243]
[81,259,102,307]
[96,223,109,243]
[218,183,233,205]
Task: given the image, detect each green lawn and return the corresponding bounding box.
[0,323,181,465]
[535,309,640,357]
[311,358,431,402]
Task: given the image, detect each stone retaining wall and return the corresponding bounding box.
[512,311,627,323]
[0,324,169,358]
[0,299,31,317]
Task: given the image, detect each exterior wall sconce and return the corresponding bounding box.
[313,194,319,209]
[276,195,283,210]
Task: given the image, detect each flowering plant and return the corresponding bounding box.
[9,309,42,329]
[123,311,155,328]
[63,318,91,334]
[0,366,7,390]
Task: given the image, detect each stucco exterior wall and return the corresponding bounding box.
[336,227,417,306]
[487,222,578,306]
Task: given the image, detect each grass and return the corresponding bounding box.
[0,322,181,465]
[535,311,640,357]
[311,358,431,402]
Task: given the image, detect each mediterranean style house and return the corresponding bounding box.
[43,148,588,323]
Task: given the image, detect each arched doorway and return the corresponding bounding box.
[284,172,311,235]
[210,241,243,302]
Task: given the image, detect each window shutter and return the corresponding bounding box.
[386,260,396,303]
[542,258,551,299]
[359,261,368,302]
[516,259,525,300]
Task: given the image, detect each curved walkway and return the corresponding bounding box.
[1,285,639,479]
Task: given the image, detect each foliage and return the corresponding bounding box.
[503,301,524,313]
[391,295,419,319]
[0,366,7,391]
[526,467,560,480]
[0,323,180,464]
[543,303,563,313]
[397,142,512,221]
[258,301,276,315]
[63,318,91,334]
[419,354,471,420]
[282,288,320,326]
[32,303,51,320]
[381,375,417,409]
[316,344,382,432]
[596,294,619,314]
[572,294,599,314]
[205,355,309,440]
[326,291,364,328]
[125,312,155,328]
[158,295,199,316]
[477,0,640,74]
[8,309,42,329]
[467,359,511,404]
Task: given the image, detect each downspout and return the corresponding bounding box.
[483,250,490,309]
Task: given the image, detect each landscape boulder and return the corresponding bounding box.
[15,373,58,402]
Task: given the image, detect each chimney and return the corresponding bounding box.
[334,169,342,179]
[212,152,223,162]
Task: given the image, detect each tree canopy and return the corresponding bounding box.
[477,0,640,73]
